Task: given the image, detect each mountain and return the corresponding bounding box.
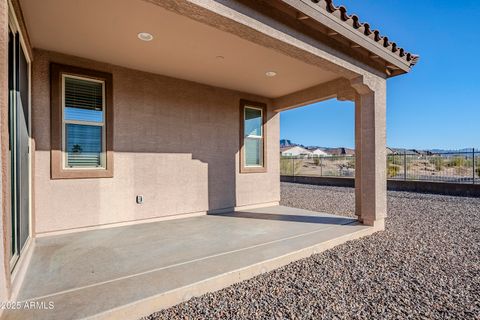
[280,139,297,148]
[429,148,475,153]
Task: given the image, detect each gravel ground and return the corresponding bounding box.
[144,183,480,319]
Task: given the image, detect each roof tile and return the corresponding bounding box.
[311,0,419,67]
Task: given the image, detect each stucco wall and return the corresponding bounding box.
[0,0,10,306]
[32,49,280,234]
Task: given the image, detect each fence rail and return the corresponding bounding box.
[280,150,479,184]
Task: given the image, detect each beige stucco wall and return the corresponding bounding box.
[0,0,10,307]
[32,49,280,234]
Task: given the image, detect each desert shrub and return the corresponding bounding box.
[447,156,466,168]
[429,157,444,171]
[280,158,294,175]
[346,159,355,169]
[404,156,413,171]
[280,157,303,175]
[313,157,320,166]
[386,155,401,178]
[387,165,400,178]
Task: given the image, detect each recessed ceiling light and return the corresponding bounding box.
[137,32,153,42]
[265,71,277,77]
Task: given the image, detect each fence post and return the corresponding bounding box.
[473,148,476,185]
[403,151,407,181]
[320,156,323,176]
[292,157,295,182]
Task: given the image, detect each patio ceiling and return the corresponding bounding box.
[19,0,340,98]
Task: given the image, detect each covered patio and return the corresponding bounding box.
[5,205,379,320]
[0,0,418,318]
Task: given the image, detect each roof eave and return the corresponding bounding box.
[280,0,418,77]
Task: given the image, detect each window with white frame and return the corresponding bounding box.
[243,105,264,168]
[62,75,105,168]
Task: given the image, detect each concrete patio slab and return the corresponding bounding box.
[4,206,381,320]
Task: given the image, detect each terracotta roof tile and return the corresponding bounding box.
[311,0,419,67]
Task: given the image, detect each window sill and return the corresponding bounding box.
[240,166,267,174]
[51,168,113,179]
[51,150,113,179]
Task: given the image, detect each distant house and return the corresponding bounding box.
[326,147,355,157]
[281,146,312,157]
[310,148,330,157]
[386,147,396,155]
[413,149,434,156]
[389,148,425,156]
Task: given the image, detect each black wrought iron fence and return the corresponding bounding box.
[280,149,479,184]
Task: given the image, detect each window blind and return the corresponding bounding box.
[65,76,103,111]
[65,124,102,167]
[245,138,263,166]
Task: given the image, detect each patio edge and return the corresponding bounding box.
[86,222,384,320]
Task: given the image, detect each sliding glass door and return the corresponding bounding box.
[8,25,30,269]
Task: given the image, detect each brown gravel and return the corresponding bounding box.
[143,182,480,320]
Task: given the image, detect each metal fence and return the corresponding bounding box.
[280,150,479,184]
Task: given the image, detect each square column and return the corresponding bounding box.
[354,81,387,228]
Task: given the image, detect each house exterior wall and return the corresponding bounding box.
[0,0,10,306]
[281,146,312,157]
[32,49,280,234]
[311,149,329,156]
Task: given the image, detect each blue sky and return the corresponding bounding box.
[280,0,480,150]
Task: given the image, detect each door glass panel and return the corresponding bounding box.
[17,36,30,253]
[8,29,30,265]
[19,40,28,129]
[16,92,29,250]
[8,29,16,258]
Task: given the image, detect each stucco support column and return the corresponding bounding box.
[352,77,387,228]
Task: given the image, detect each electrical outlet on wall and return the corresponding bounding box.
[136,195,143,204]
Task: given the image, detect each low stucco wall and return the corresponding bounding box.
[281,176,480,197]
[32,49,280,234]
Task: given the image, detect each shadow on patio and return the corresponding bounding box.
[213,210,356,225]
